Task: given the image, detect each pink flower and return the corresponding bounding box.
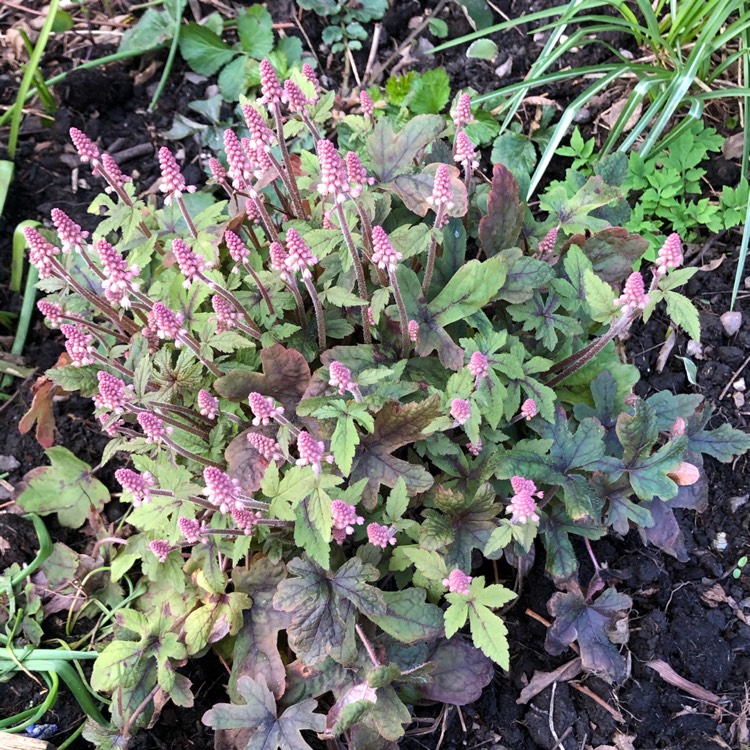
[69,127,99,163]
[93,371,134,414]
[371,226,402,273]
[426,164,454,223]
[468,351,489,380]
[284,79,310,112]
[178,517,206,544]
[331,499,365,536]
[467,438,483,456]
[367,307,376,327]
[242,104,275,151]
[408,320,419,342]
[203,466,242,513]
[149,539,173,563]
[296,431,328,476]
[454,131,479,171]
[99,413,124,437]
[538,227,559,258]
[37,300,63,327]
[507,476,543,524]
[197,389,219,420]
[670,417,686,438]
[51,208,88,254]
[269,241,290,280]
[115,468,155,507]
[302,63,320,96]
[172,238,207,287]
[450,398,471,425]
[223,129,253,189]
[248,432,284,462]
[616,272,649,313]
[285,228,318,278]
[137,412,172,444]
[248,392,284,426]
[97,239,140,307]
[158,147,196,205]
[520,398,537,420]
[360,90,374,118]
[316,140,349,202]
[345,152,372,198]
[232,506,263,534]
[452,93,473,129]
[148,303,186,342]
[208,157,227,183]
[60,324,95,367]
[656,233,683,275]
[442,568,472,594]
[100,154,131,193]
[328,361,356,395]
[224,229,249,273]
[367,522,397,548]
[24,226,59,279]
[259,59,284,107]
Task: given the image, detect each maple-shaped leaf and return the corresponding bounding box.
[214,344,311,413]
[367,587,444,644]
[478,163,524,256]
[185,590,251,655]
[385,163,468,219]
[350,395,443,508]
[203,675,325,750]
[540,176,622,235]
[508,289,583,351]
[579,227,648,285]
[493,247,556,304]
[273,556,385,665]
[230,559,291,701]
[573,370,626,454]
[226,428,272,495]
[546,588,632,683]
[686,404,750,462]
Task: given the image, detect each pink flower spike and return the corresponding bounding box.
[442,568,472,594]
[248,392,284,426]
[242,104,275,151]
[24,226,59,279]
[345,151,372,199]
[172,238,206,287]
[149,540,173,563]
[197,389,219,420]
[178,517,205,544]
[468,351,489,380]
[248,432,285,463]
[51,208,89,254]
[69,127,99,163]
[296,431,327,476]
[269,241,290,278]
[454,131,479,171]
[137,412,172,444]
[302,63,320,95]
[408,320,419,342]
[232,506,263,534]
[467,438,483,456]
[158,147,196,205]
[208,157,227,183]
[100,154,131,193]
[656,232,683,275]
[316,139,349,202]
[259,59,285,107]
[93,371,134,414]
[331,499,365,536]
[426,164,454,220]
[115,468,155,507]
[224,229,250,270]
[507,475,543,525]
[360,90,374,118]
[538,226,559,258]
[367,522,397,548]
[450,398,472,426]
[203,466,242,513]
[371,226,402,273]
[284,79,310,112]
[452,93,473,129]
[60,324,95,367]
[285,228,318,279]
[148,303,186,343]
[223,129,254,189]
[328,361,356,396]
[520,398,537,421]
[37,300,63,327]
[97,239,141,308]
[99,413,124,437]
[212,294,241,333]
[616,272,649,313]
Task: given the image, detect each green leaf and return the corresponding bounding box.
[320,286,369,307]
[119,8,175,54]
[466,39,498,60]
[293,485,333,569]
[237,5,274,58]
[583,268,617,322]
[185,591,251,655]
[410,68,451,114]
[582,228,648,285]
[494,248,555,304]
[443,599,468,638]
[689,422,750,463]
[179,23,237,75]
[202,675,325,749]
[490,132,536,180]
[385,477,409,521]
[367,588,444,643]
[664,291,700,340]
[331,416,358,475]
[17,447,110,528]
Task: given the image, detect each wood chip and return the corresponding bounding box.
[646,659,724,704]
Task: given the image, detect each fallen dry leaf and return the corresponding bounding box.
[646,659,724,704]
[517,657,583,704]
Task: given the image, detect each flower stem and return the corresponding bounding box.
[176,194,198,239]
[335,202,371,344]
[241,260,275,316]
[422,206,445,295]
[272,102,306,219]
[302,274,326,349]
[389,268,410,357]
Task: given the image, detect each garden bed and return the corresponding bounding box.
[1,2,749,749]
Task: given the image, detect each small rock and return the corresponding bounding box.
[573,108,591,124]
[730,495,749,513]
[686,339,703,358]
[721,311,742,336]
[734,391,745,409]
[712,532,728,552]
[735,378,747,392]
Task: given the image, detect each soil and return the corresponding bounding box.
[1,1,749,749]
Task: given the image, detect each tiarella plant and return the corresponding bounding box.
[21,58,750,749]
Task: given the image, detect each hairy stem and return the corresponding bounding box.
[241,260,275,316]
[335,202,371,343]
[422,206,446,295]
[272,102,305,219]
[176,194,198,239]
[302,274,326,349]
[389,268,410,357]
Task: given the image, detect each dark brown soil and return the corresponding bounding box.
[1,1,749,749]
